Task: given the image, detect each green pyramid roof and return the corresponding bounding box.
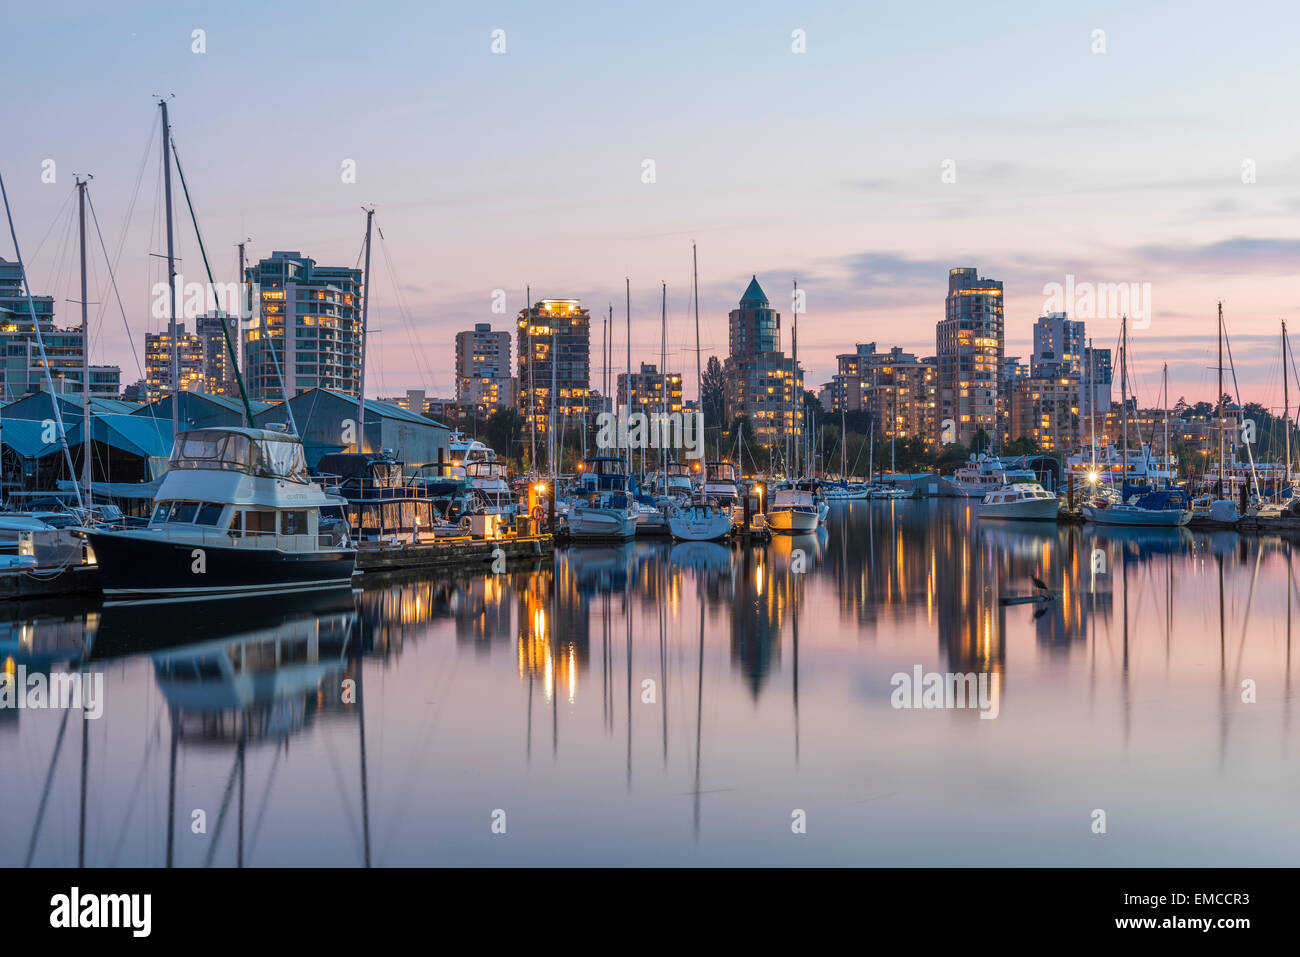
[740,275,768,305]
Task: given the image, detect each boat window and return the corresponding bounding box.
[280,510,309,535]
[171,502,201,523]
[258,440,309,483]
[195,503,225,526]
[244,510,277,534]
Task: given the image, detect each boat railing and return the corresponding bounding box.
[139,524,353,550]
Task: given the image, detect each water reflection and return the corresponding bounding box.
[3,503,1298,866]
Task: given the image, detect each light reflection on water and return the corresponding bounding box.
[2,499,1298,866]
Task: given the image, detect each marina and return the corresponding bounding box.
[4,498,1298,867]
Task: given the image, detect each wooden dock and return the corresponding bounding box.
[355,533,553,573]
[0,564,101,601]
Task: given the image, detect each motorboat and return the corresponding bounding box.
[1082,485,1192,527]
[566,456,638,541]
[977,482,1059,521]
[668,496,733,542]
[949,454,1038,497]
[84,426,357,599]
[766,480,820,534]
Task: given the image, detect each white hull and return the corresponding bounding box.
[568,505,638,541]
[978,498,1059,521]
[766,508,819,533]
[668,513,733,542]
[1082,504,1191,527]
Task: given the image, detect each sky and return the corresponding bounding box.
[4,0,1300,409]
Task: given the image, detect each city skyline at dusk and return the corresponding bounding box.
[6,1,1300,409]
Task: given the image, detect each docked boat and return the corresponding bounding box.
[822,480,869,501]
[316,450,433,543]
[977,482,1059,521]
[0,512,87,566]
[466,459,518,521]
[644,461,697,503]
[668,496,733,542]
[1083,486,1192,527]
[84,426,356,599]
[408,462,488,534]
[1067,443,1177,489]
[567,456,638,541]
[949,454,1038,497]
[702,461,745,525]
[766,480,820,534]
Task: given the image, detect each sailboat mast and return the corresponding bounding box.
[550,303,557,477]
[1285,320,1292,488]
[791,279,799,478]
[527,284,535,474]
[77,176,91,501]
[356,207,374,453]
[660,280,667,479]
[160,99,180,438]
[625,278,631,470]
[1087,337,1096,465]
[692,243,702,427]
[1120,315,1128,483]
[1218,301,1225,495]
[1163,362,1169,487]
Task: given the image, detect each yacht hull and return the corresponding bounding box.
[766,508,819,533]
[668,513,733,542]
[86,530,357,599]
[978,499,1060,521]
[567,506,638,541]
[1081,505,1191,527]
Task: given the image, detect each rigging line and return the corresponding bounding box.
[21,185,77,269]
[167,135,256,425]
[0,169,84,509]
[86,190,164,449]
[1222,322,1262,500]
[91,117,154,334]
[245,743,285,862]
[374,221,436,392]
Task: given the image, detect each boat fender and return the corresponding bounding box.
[459,515,472,531]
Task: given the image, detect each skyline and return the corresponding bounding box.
[6,1,1300,410]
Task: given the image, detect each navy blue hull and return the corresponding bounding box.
[86,530,356,598]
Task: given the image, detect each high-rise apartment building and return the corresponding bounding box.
[516,299,591,439]
[0,258,120,399]
[1009,374,1080,452]
[617,362,683,417]
[936,267,1004,446]
[722,276,802,447]
[195,311,241,397]
[144,324,205,400]
[456,322,515,415]
[828,342,936,444]
[242,251,362,401]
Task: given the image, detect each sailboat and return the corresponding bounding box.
[669,243,733,543]
[1082,315,1191,527]
[84,100,357,598]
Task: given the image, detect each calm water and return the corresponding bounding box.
[3,500,1299,867]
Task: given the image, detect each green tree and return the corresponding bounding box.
[484,407,523,468]
[700,356,726,426]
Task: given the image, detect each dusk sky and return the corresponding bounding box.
[6,0,1300,409]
